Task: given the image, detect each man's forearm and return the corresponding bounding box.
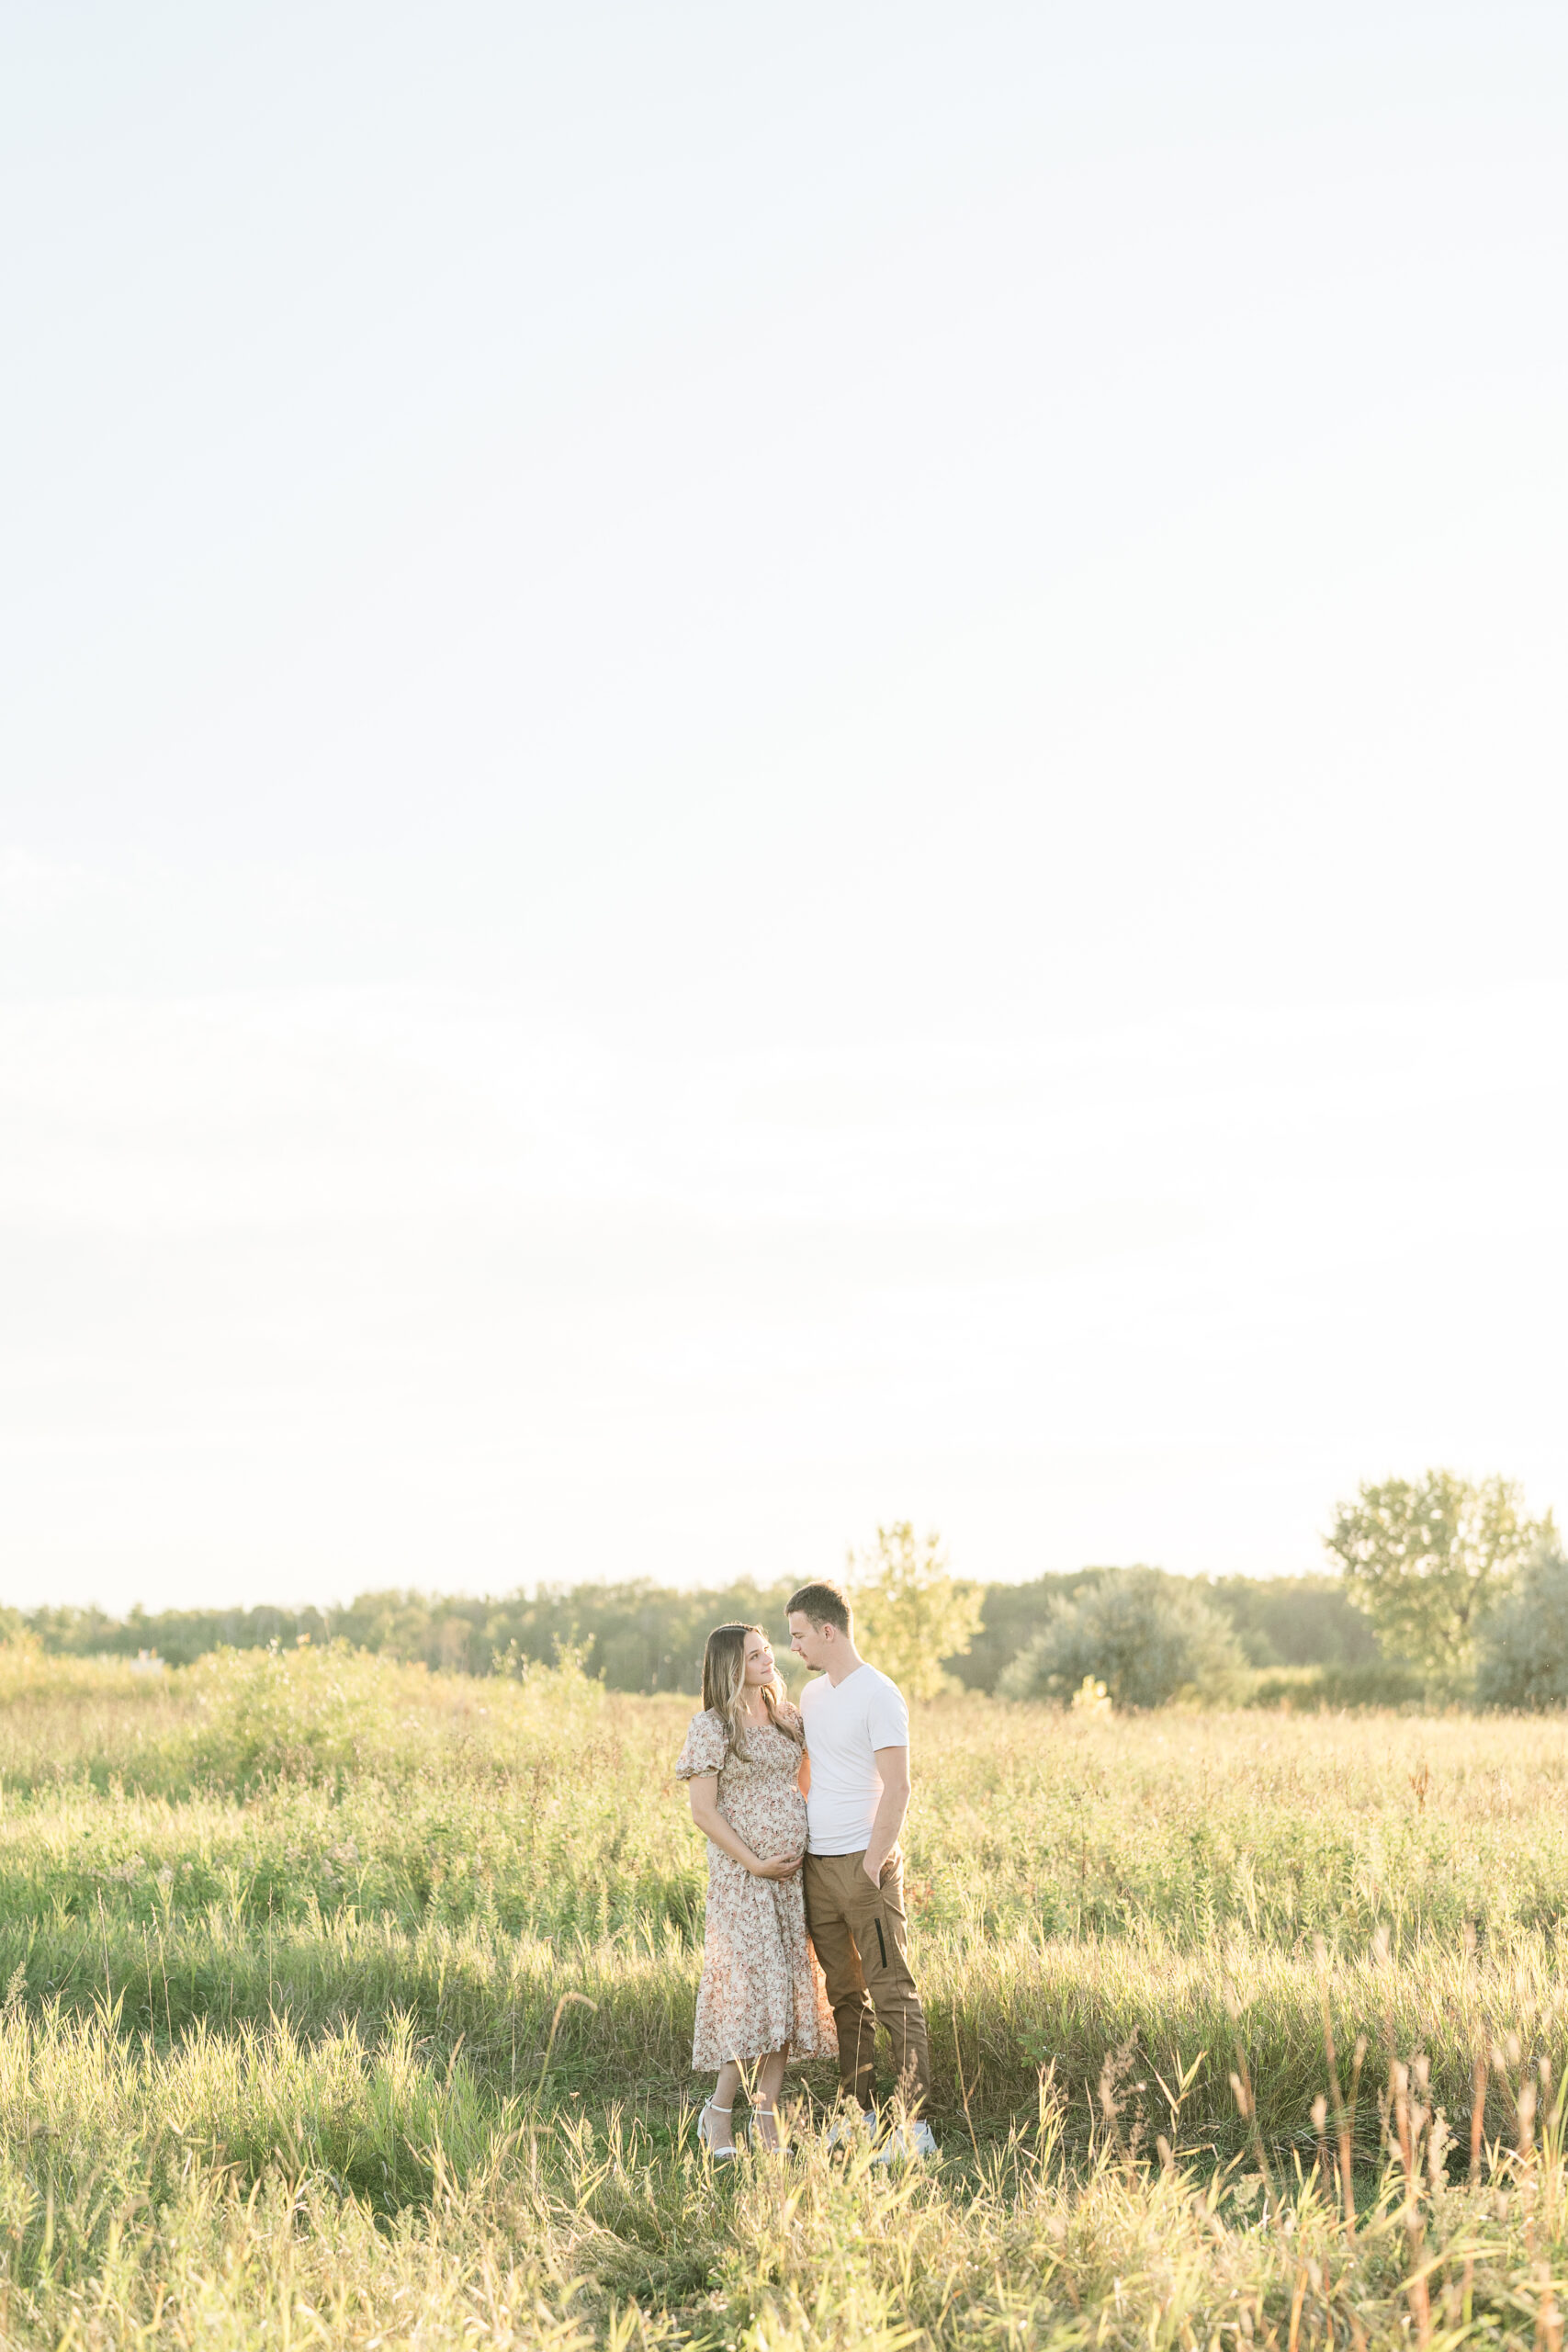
[863,1781,909,1876]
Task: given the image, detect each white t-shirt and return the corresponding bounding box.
[799,1665,910,1855]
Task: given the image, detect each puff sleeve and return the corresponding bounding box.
[675,1709,728,1780]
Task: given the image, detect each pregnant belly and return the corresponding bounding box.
[735,1792,807,1861]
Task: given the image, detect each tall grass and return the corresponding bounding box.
[5,1641,1568,2344]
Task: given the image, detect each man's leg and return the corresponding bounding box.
[840,1850,932,2113]
[803,1853,878,2111]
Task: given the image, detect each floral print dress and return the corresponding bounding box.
[676,1704,837,2069]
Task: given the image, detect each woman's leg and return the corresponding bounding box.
[704,2058,741,2150]
[751,2049,789,2151]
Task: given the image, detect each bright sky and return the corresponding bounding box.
[5,4,1566,1614]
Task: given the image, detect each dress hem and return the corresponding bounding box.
[691,2042,837,2070]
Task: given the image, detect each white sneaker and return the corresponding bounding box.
[871,2120,938,2164]
[824,2109,878,2148]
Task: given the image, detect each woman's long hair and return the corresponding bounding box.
[701,1623,798,1758]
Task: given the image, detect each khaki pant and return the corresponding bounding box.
[803,1848,931,2114]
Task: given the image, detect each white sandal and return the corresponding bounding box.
[752,2098,784,2154]
[697,2098,738,2163]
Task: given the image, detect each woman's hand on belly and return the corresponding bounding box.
[751,1848,805,1881]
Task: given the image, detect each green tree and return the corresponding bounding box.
[1325,1470,1554,1683]
[1474,1544,1568,1711]
[848,1522,984,1700]
[997,1567,1246,1710]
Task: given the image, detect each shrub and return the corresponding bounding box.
[1474,1545,1568,1711]
[998,1567,1247,1709]
[1245,1660,1426,1711]
[186,1638,610,1793]
[186,1642,419,1792]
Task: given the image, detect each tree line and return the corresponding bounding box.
[2,1545,1382,1696]
[8,1475,1561,1709]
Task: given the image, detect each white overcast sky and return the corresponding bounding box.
[4,3,1566,1613]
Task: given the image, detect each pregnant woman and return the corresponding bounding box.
[676,1622,836,2155]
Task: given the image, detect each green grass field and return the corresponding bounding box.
[4,1638,1568,2346]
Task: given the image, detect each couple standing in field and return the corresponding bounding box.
[674,1577,937,2161]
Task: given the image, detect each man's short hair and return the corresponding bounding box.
[786,1579,852,1636]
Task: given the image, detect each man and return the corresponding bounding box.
[786,1577,937,2158]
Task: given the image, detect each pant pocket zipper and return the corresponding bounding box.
[874,1917,887,1970]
